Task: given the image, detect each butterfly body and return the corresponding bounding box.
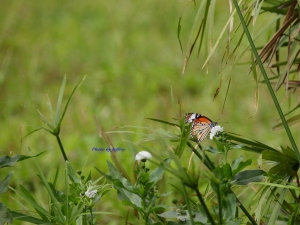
[184,113,217,142]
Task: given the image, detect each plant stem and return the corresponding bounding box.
[182,185,195,225]
[216,187,222,224]
[82,206,86,225]
[56,135,68,161]
[187,142,215,171]
[89,207,93,224]
[232,191,258,225]
[188,142,257,224]
[232,0,300,163]
[195,188,216,225]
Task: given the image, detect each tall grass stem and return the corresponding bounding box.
[232,0,300,163]
[56,135,68,161]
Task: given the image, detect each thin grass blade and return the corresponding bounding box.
[55,75,66,126]
[272,114,300,130]
[232,0,300,163]
[33,156,65,223]
[145,118,179,127]
[45,94,55,127]
[201,0,240,69]
[37,109,54,130]
[59,75,86,126]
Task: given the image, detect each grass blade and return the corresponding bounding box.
[55,75,66,126]
[232,0,300,163]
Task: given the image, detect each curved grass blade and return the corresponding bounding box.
[272,114,300,130]
[55,75,66,126]
[177,16,183,53]
[182,0,206,74]
[59,75,86,128]
[145,118,179,127]
[201,0,240,69]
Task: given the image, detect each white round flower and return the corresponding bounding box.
[177,211,190,222]
[209,125,224,140]
[135,151,152,161]
[85,189,98,199]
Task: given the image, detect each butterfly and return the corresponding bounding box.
[184,113,217,142]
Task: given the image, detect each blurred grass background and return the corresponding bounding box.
[1,0,299,224]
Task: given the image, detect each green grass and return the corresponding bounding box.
[1,0,299,224]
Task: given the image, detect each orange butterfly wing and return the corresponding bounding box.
[184,113,217,142]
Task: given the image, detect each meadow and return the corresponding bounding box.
[1,0,300,224]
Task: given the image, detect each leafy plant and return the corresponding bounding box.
[23,75,86,161]
[10,159,111,225]
[95,155,171,225]
[0,153,43,225]
[176,0,300,223]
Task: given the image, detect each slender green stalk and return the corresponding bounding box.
[231,191,258,225]
[187,142,215,171]
[89,207,93,225]
[182,185,195,224]
[83,207,86,225]
[195,188,216,225]
[232,0,300,163]
[56,135,68,161]
[216,187,222,224]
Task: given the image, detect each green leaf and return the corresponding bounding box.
[9,186,50,220]
[95,162,139,194]
[272,114,300,130]
[11,211,50,224]
[148,204,166,213]
[262,150,283,162]
[213,137,226,153]
[213,163,232,181]
[55,75,66,126]
[0,203,12,224]
[288,203,300,225]
[158,210,207,223]
[145,117,179,127]
[37,109,54,130]
[106,161,136,191]
[232,156,252,176]
[0,152,44,168]
[175,119,190,157]
[268,163,291,177]
[253,181,300,191]
[19,185,50,222]
[149,158,171,184]
[268,187,289,224]
[227,133,277,153]
[59,75,86,127]
[66,161,81,184]
[45,94,55,128]
[262,147,298,176]
[69,202,85,224]
[203,146,224,154]
[0,172,13,194]
[145,195,158,212]
[177,16,183,53]
[116,188,142,210]
[32,157,65,223]
[223,193,236,220]
[231,170,265,185]
[158,210,178,219]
